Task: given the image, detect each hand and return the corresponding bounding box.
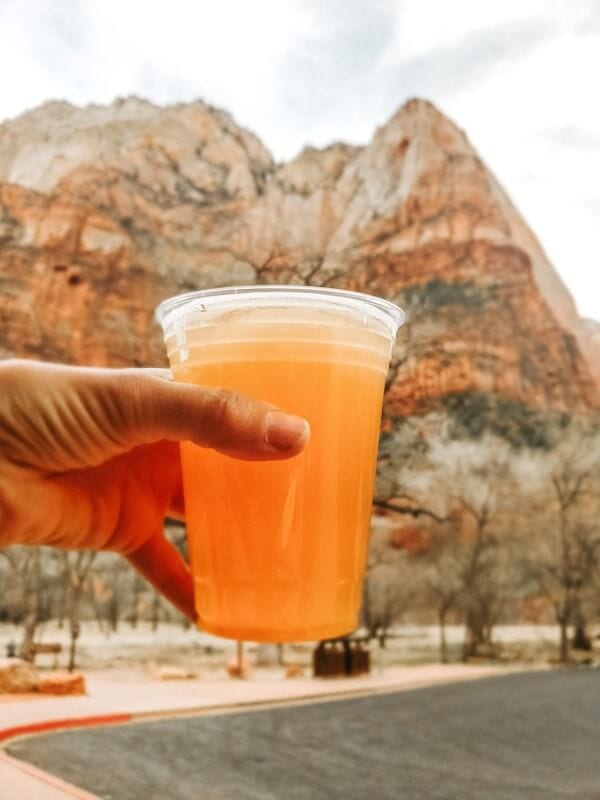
[0,360,309,620]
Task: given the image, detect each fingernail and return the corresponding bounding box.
[266,412,310,451]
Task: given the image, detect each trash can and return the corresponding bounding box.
[313,638,371,677]
[348,640,370,676]
[313,641,347,677]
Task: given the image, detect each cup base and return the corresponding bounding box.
[196,617,357,643]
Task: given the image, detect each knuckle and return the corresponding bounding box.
[0,361,37,443]
[114,374,154,433]
[88,373,147,443]
[205,389,237,429]
[0,359,36,390]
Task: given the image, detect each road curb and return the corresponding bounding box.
[127,672,496,724]
[0,668,503,745]
[0,712,132,745]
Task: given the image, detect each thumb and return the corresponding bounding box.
[105,369,310,460]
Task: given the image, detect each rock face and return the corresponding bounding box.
[0,96,598,435]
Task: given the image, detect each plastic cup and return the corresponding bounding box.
[156,286,405,642]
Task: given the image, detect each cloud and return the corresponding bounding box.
[539,125,600,151]
[378,15,557,107]
[574,0,600,35]
[259,0,398,154]
[0,0,598,319]
[0,0,312,127]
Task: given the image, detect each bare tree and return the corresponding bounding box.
[584,540,600,632]
[422,530,462,662]
[103,557,128,633]
[0,547,64,655]
[525,438,600,662]
[127,572,145,628]
[253,248,347,289]
[379,435,516,661]
[0,518,194,661]
[165,521,194,630]
[452,490,504,660]
[0,548,27,627]
[571,524,600,651]
[62,552,97,672]
[18,550,42,659]
[361,529,419,647]
[151,589,166,632]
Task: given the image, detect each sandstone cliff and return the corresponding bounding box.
[0,96,598,441]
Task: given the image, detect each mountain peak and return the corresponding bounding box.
[0,95,598,425]
[0,94,274,195]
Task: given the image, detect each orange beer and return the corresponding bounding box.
[157,288,404,642]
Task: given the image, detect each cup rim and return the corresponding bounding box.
[155,285,406,339]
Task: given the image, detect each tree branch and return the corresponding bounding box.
[373,499,449,524]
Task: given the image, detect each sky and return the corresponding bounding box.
[0,0,598,320]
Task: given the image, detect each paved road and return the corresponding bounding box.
[7,671,600,800]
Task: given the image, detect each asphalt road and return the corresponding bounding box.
[7,670,600,800]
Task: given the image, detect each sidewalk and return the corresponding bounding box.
[1,663,511,799]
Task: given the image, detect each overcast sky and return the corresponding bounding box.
[0,0,598,320]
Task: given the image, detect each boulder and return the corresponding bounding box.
[38,671,86,695]
[227,656,251,679]
[285,664,304,679]
[0,657,39,693]
[154,666,198,681]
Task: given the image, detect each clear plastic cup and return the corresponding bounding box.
[156,286,405,642]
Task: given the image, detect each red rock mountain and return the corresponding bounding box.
[0,96,598,442]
